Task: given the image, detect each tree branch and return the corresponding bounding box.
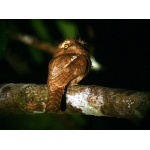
[9,32,57,55]
[0,83,150,121]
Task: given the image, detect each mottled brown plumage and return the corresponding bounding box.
[46,39,91,112]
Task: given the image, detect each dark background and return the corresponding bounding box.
[0,20,150,129]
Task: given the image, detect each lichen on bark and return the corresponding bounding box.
[0,83,150,121]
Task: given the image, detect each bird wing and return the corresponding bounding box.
[47,54,89,90]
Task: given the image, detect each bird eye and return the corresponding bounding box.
[64,44,69,49]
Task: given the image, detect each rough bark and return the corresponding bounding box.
[0,83,150,121]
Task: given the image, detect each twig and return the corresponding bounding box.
[9,32,57,55]
[0,83,150,121]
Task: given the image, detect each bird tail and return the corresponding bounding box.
[46,87,64,112]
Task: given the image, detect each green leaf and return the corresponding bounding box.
[0,20,8,59]
[30,20,51,41]
[56,20,78,38]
